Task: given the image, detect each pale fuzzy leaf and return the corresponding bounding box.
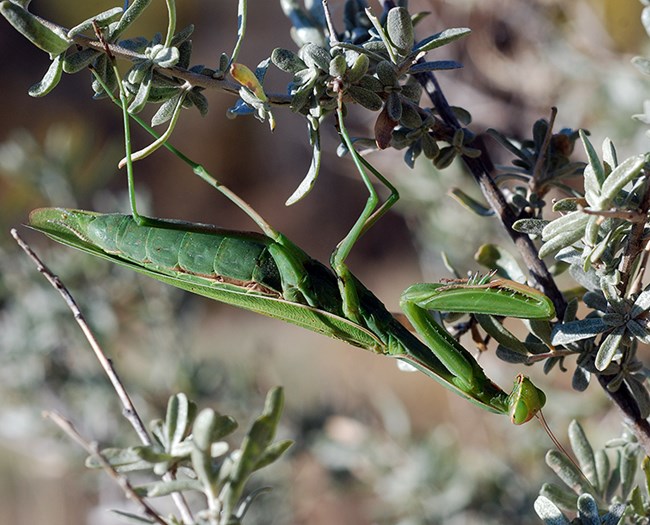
[414,27,471,53]
[285,119,321,205]
[568,421,598,488]
[551,318,608,346]
[599,154,647,208]
[595,327,625,371]
[534,496,570,525]
[28,53,64,97]
[576,494,599,525]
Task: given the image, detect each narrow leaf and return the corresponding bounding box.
[594,327,625,371]
[551,318,609,346]
[28,53,64,97]
[286,118,321,205]
[0,1,70,54]
[568,421,598,488]
[534,495,570,525]
[414,27,471,53]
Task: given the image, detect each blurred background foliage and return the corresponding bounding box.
[0,0,649,523]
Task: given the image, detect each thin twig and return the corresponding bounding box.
[35,14,291,105]
[43,411,169,525]
[11,229,195,524]
[11,229,151,444]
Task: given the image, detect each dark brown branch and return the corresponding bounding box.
[415,71,567,319]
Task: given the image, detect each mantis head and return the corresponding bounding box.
[508,374,546,425]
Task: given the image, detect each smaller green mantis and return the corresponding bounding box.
[28,55,555,425]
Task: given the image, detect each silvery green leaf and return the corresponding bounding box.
[546,449,595,495]
[626,319,650,344]
[110,0,152,39]
[568,263,600,292]
[62,47,100,73]
[602,504,626,525]
[582,290,607,312]
[576,494,599,525]
[171,24,194,47]
[568,421,598,488]
[376,60,398,87]
[595,327,625,371]
[272,48,306,73]
[253,439,293,471]
[539,224,589,258]
[347,85,383,111]
[542,211,588,240]
[602,312,624,327]
[386,7,413,55]
[399,103,422,128]
[421,132,439,159]
[551,198,580,212]
[28,53,63,97]
[599,154,647,208]
[386,91,402,121]
[595,449,610,494]
[414,27,471,53]
[150,45,179,68]
[408,60,462,73]
[512,218,547,235]
[534,495,571,524]
[346,53,369,82]
[128,67,153,113]
[0,1,70,54]
[329,54,347,77]
[151,94,180,127]
[581,130,605,188]
[193,409,217,451]
[67,7,123,38]
[551,318,609,346]
[572,366,590,391]
[165,393,194,450]
[631,288,650,314]
[357,74,383,92]
[540,484,579,513]
[621,443,640,499]
[402,79,423,102]
[134,478,202,498]
[300,43,331,71]
[286,118,321,205]
[602,137,617,169]
[187,90,209,117]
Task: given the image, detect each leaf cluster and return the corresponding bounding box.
[87,389,291,525]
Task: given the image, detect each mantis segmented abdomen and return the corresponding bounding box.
[69,211,285,296]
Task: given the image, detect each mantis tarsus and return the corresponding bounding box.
[27,52,556,425]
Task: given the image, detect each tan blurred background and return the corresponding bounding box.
[1,1,648,524]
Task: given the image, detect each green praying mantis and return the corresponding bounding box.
[27,59,556,426]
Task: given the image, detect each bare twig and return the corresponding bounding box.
[43,411,169,525]
[11,229,151,444]
[34,14,291,105]
[11,229,195,524]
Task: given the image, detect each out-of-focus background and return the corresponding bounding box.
[0,1,648,523]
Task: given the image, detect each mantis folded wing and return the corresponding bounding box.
[29,207,553,424]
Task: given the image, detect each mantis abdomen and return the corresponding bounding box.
[53,210,285,296]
